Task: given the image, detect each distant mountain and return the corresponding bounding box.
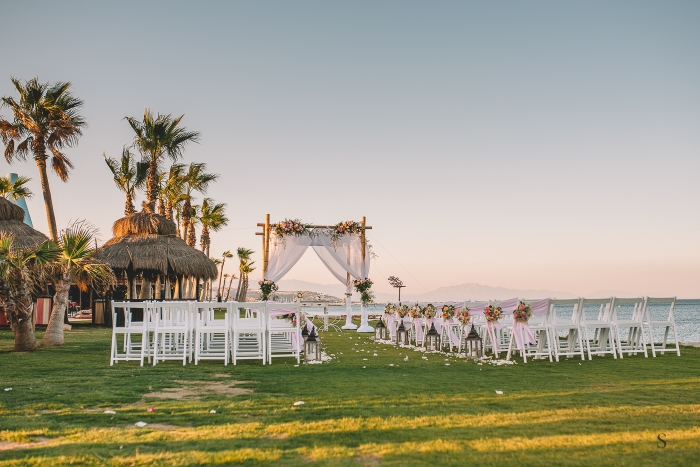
[277,279,576,302]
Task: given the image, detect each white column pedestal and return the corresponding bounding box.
[342,293,357,330]
[357,303,374,333]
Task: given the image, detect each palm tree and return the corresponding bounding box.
[0,236,58,351]
[161,163,186,221]
[235,247,256,302]
[186,203,199,247]
[124,109,200,213]
[104,148,148,215]
[217,250,233,300]
[0,174,33,200]
[180,163,218,242]
[42,221,115,346]
[199,198,228,257]
[0,77,86,240]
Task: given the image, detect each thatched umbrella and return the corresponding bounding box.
[0,197,49,249]
[96,210,217,299]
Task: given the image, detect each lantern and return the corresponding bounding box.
[463,324,483,358]
[304,328,322,362]
[426,322,441,352]
[374,317,387,341]
[301,323,309,340]
[396,320,410,346]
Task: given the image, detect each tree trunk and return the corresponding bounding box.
[14,316,38,352]
[145,158,158,213]
[125,192,135,215]
[225,275,235,301]
[239,275,248,302]
[217,258,226,299]
[43,273,70,347]
[186,219,196,246]
[200,226,209,253]
[181,199,191,241]
[235,275,243,302]
[34,154,59,241]
[157,197,166,216]
[165,199,173,220]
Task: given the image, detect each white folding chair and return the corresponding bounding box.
[110,301,152,366]
[506,298,553,363]
[229,301,266,365]
[486,298,518,357]
[579,298,617,360]
[266,303,301,364]
[610,297,647,358]
[458,301,488,354]
[547,298,585,361]
[194,302,230,365]
[644,297,681,357]
[152,301,191,366]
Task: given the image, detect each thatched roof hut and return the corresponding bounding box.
[96,211,217,280]
[0,197,49,250]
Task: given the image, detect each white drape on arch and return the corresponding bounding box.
[264,232,370,329]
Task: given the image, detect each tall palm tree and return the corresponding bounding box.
[199,198,228,257]
[217,250,233,300]
[42,221,115,346]
[161,163,186,221]
[235,247,256,302]
[0,236,58,351]
[0,77,86,240]
[104,148,148,215]
[124,109,200,213]
[186,203,199,247]
[0,174,33,200]
[180,163,218,242]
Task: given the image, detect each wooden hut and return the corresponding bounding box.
[96,210,217,299]
[0,197,49,249]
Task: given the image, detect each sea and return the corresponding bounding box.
[316,299,700,344]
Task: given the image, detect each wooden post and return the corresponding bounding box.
[361,216,366,272]
[263,213,270,280]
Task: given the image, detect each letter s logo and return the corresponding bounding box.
[657,433,667,449]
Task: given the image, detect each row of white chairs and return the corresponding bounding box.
[109,301,302,366]
[384,297,681,363]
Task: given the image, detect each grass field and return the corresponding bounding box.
[0,324,698,466]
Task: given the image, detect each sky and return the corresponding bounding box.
[1,1,699,297]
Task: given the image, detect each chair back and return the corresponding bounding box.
[266,303,300,330]
[526,298,550,327]
[229,301,265,329]
[111,301,149,329]
[610,297,645,322]
[548,298,582,325]
[643,297,677,323]
[154,301,191,329]
[579,297,613,323]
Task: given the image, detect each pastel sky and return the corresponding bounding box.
[2,1,699,297]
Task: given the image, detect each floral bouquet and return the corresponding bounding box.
[384,303,397,316]
[397,304,410,318]
[441,304,456,320]
[274,219,313,238]
[423,304,436,319]
[484,305,503,322]
[456,307,471,325]
[513,301,532,323]
[353,278,375,305]
[330,220,363,244]
[258,279,278,301]
[409,304,423,319]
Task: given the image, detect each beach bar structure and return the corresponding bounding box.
[96,210,217,300]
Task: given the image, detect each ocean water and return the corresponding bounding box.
[317,300,700,343]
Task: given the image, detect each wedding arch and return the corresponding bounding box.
[255,215,374,332]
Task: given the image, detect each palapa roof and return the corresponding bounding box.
[96,210,217,279]
[0,197,49,250]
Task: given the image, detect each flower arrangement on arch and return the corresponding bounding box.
[484,305,503,322]
[423,304,436,319]
[409,304,423,319]
[258,279,278,301]
[384,303,397,316]
[441,304,456,320]
[513,301,532,323]
[330,220,363,243]
[456,307,471,325]
[273,219,314,238]
[353,278,374,305]
[397,304,410,318]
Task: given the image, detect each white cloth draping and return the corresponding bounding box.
[265,235,313,283]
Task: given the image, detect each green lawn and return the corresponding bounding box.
[0,325,698,466]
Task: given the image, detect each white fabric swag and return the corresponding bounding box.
[264,231,370,330]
